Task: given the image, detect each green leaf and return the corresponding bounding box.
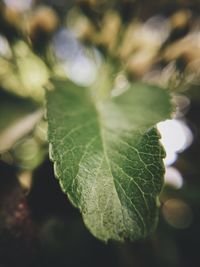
[0,91,37,132]
[0,91,41,152]
[47,79,172,242]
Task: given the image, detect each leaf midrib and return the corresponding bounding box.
[95,103,146,238]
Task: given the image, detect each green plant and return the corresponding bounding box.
[1,0,199,251]
[47,76,172,241]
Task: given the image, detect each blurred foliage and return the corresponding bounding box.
[0,0,200,266]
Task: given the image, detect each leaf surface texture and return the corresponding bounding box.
[47,79,172,241]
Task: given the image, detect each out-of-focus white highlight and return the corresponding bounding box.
[3,0,33,12]
[52,28,100,87]
[165,166,183,189]
[143,15,171,45]
[63,55,97,87]
[157,119,193,166]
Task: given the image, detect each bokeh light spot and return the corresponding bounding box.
[162,198,193,229]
